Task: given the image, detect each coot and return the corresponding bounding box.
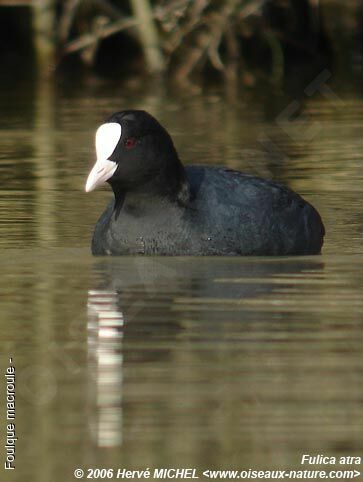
[85,110,325,256]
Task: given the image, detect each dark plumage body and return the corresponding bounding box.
[86,111,324,256]
[91,166,324,256]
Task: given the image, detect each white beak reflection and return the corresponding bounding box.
[87,289,125,447]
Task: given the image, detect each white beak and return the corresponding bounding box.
[85,159,117,192]
[85,122,122,192]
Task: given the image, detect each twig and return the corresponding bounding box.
[88,0,124,20]
[173,30,210,80]
[166,0,209,52]
[129,0,164,73]
[63,17,138,55]
[238,0,265,19]
[58,0,82,43]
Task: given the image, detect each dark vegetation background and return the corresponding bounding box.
[0,0,361,90]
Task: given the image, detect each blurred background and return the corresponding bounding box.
[1,0,362,87]
[1,3,363,482]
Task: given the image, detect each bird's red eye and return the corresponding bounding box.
[125,137,136,149]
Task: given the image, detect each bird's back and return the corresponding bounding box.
[186,166,325,255]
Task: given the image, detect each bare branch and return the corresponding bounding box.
[129,0,164,73]
[63,16,138,55]
[58,0,82,44]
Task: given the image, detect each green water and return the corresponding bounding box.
[1,75,362,482]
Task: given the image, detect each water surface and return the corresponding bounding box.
[1,77,362,482]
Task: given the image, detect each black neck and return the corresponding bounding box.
[110,161,191,210]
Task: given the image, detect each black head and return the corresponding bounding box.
[85,110,188,200]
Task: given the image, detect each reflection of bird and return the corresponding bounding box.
[88,256,325,360]
[92,256,325,312]
[85,110,324,256]
[86,255,324,447]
